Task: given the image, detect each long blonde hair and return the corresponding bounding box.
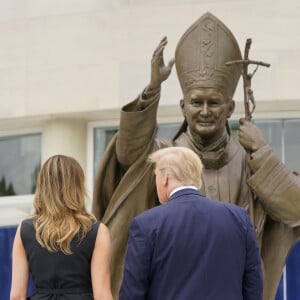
[33,155,96,254]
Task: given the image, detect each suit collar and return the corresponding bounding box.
[168,188,201,202]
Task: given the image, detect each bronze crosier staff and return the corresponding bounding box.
[226,38,270,225]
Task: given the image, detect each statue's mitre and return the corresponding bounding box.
[175,12,242,98]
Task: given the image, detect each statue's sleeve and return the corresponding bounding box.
[92,89,161,220]
[116,90,160,168]
[247,145,300,226]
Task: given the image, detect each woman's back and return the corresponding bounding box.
[21,218,100,300]
[11,155,112,300]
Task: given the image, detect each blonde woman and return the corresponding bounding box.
[10,155,113,300]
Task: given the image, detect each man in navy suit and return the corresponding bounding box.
[119,146,263,300]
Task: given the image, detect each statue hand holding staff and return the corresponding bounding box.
[227,38,270,154]
[239,118,267,153]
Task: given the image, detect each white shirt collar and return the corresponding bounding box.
[169,185,198,198]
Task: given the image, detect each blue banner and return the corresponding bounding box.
[0,226,34,300]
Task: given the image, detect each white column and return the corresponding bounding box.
[42,118,87,171]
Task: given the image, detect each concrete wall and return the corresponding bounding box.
[0,0,300,126]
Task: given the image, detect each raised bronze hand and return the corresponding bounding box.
[148,36,175,91]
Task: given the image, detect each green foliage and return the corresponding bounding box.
[0,176,16,196]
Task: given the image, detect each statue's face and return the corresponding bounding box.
[181,87,235,140]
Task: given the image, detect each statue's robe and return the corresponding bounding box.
[93,92,300,300]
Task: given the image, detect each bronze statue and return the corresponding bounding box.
[93,12,300,300]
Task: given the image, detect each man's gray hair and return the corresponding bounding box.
[148,147,203,189]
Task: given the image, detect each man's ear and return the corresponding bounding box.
[164,173,168,186]
[180,99,185,117]
[227,99,235,118]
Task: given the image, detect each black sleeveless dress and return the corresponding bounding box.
[21,218,100,300]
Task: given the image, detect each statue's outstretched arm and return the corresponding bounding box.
[116,37,174,168]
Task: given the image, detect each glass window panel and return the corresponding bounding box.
[0,134,41,196]
[93,128,118,177]
[284,120,300,172]
[229,120,240,141]
[254,120,282,158]
[229,120,282,158]
[93,120,288,178]
[93,124,181,178]
[156,123,181,139]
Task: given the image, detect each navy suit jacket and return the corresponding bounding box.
[120,188,263,300]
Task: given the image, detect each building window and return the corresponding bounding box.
[284,119,300,171]
[0,133,41,197]
[254,120,282,159]
[93,119,300,176]
[93,123,181,178]
[93,127,117,178]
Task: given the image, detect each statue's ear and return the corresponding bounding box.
[180,99,185,116]
[227,99,235,118]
